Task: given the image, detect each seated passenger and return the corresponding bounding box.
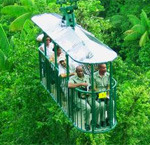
[68,65,100,131]
[94,63,110,126]
[39,36,54,59]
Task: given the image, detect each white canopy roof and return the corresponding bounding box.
[31,13,117,64]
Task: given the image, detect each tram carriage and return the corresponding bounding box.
[31,1,117,134]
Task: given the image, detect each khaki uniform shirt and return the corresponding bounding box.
[94,71,110,92]
[69,74,90,99]
[69,74,90,87]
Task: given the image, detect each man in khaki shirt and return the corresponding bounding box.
[94,64,110,126]
[68,65,100,131]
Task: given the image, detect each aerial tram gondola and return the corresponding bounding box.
[31,0,117,133]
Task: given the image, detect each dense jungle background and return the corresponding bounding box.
[0,0,150,144]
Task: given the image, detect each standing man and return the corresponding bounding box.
[94,63,110,126]
[68,65,100,131]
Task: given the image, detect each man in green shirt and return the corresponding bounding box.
[94,64,110,126]
[68,65,100,131]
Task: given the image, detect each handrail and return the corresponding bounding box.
[74,78,117,94]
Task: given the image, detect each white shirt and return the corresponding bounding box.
[58,65,66,76]
[40,43,54,58]
[58,63,75,76]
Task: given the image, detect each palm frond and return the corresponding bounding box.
[131,24,146,35]
[140,9,150,28]
[1,5,27,17]
[139,31,148,47]
[124,31,140,41]
[10,12,32,31]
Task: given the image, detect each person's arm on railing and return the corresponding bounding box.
[68,82,88,88]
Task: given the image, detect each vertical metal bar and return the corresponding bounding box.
[79,91,82,129]
[109,62,113,127]
[91,64,95,133]
[114,84,117,123]
[66,54,70,116]
[70,88,73,120]
[46,59,49,90]
[54,43,59,103]
[39,51,42,81]
[43,33,47,88]
[48,62,51,92]
[54,43,58,68]
[57,75,61,107]
[66,54,69,81]
[43,32,47,56]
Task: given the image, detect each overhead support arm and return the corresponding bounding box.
[57,0,79,28]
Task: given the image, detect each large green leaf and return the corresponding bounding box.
[21,19,35,40]
[131,24,146,35]
[0,24,10,55]
[139,31,148,47]
[1,5,27,17]
[124,31,140,41]
[10,12,32,32]
[20,0,35,6]
[140,9,150,28]
[128,15,141,25]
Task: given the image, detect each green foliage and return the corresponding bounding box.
[20,0,35,6]
[124,10,150,47]
[0,24,10,55]
[110,14,124,27]
[2,0,18,6]
[112,84,150,145]
[139,31,149,47]
[0,0,150,144]
[1,5,28,17]
[10,12,32,31]
[1,0,51,32]
[0,49,7,70]
[20,20,38,41]
[0,24,12,71]
[138,43,150,68]
[140,9,150,28]
[128,15,141,25]
[75,0,112,42]
[124,31,140,41]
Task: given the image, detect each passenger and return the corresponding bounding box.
[58,57,75,78]
[39,36,54,59]
[68,65,100,131]
[50,47,65,64]
[58,57,75,105]
[94,63,110,126]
